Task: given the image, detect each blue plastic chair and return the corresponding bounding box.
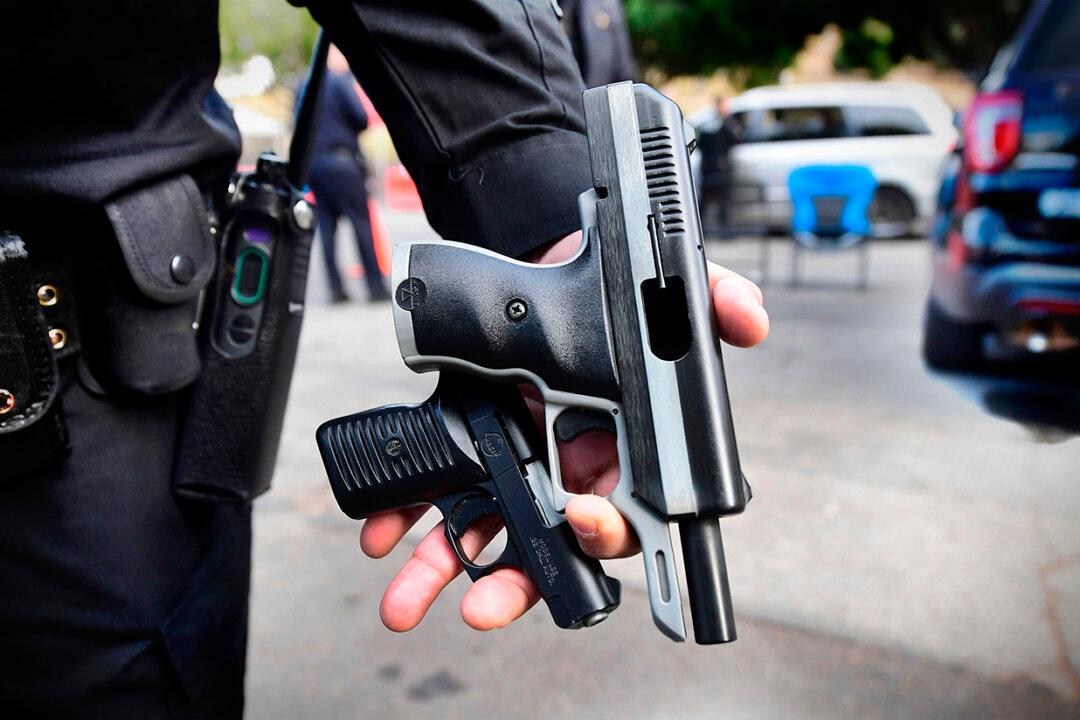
[766,165,877,288]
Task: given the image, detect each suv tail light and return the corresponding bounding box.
[963,90,1023,173]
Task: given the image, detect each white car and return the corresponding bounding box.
[723,82,958,237]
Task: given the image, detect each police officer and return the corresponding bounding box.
[0,2,769,718]
[308,44,389,304]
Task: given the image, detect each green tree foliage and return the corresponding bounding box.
[836,18,895,79]
[219,0,319,77]
[625,0,1030,84]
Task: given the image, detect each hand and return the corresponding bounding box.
[360,232,768,632]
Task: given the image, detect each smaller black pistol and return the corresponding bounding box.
[316,373,621,630]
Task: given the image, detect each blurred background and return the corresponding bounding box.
[220,1,1080,717]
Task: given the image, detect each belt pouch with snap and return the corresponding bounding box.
[0,232,70,481]
[82,175,215,397]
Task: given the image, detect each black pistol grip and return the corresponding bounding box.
[396,238,619,400]
[316,392,487,519]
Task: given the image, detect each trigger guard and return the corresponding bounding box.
[443,493,520,578]
[542,395,622,512]
[445,492,499,540]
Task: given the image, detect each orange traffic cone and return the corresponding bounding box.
[383,164,423,212]
[369,199,391,276]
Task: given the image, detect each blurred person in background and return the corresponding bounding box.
[307,44,389,303]
[696,97,739,237]
[0,2,767,718]
[559,0,637,86]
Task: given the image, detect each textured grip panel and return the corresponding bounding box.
[317,392,486,519]
[404,239,619,400]
[323,403,455,491]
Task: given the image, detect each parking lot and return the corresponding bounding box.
[247,209,1080,719]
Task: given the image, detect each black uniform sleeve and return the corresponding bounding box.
[300,0,591,258]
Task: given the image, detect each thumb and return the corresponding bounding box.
[565,494,640,559]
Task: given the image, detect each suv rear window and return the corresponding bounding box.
[731,103,929,143]
[845,105,930,136]
[1019,0,1080,73]
[733,106,846,143]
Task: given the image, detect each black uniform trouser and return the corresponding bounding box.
[700,169,733,233]
[0,371,251,719]
[309,151,387,299]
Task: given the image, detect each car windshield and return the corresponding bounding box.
[1019,0,1080,73]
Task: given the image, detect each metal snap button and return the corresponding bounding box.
[0,389,14,414]
[49,327,68,351]
[292,199,315,230]
[170,254,195,284]
[37,284,60,307]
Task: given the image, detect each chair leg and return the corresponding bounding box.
[790,240,801,288]
[759,236,770,286]
[856,241,870,290]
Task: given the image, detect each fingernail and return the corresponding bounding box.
[570,514,600,539]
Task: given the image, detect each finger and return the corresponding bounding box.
[556,430,620,496]
[460,567,540,631]
[565,494,640,559]
[528,230,583,264]
[707,261,764,305]
[712,277,769,348]
[378,515,502,632]
[359,506,429,558]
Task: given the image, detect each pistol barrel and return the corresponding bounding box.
[679,518,737,644]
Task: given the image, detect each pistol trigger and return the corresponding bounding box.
[542,402,575,513]
[553,408,617,443]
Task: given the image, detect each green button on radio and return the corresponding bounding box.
[232,247,269,306]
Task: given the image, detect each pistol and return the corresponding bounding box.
[318,81,750,643]
[318,373,622,629]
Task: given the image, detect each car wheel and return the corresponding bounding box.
[869,186,917,238]
[922,299,985,370]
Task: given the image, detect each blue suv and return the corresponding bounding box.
[923,0,1080,369]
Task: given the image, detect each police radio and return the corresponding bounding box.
[173,32,330,502]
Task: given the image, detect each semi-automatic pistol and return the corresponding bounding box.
[318,81,751,643]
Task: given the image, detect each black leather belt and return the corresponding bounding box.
[328,146,359,160]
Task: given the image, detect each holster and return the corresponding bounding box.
[172,155,314,504]
[0,232,70,480]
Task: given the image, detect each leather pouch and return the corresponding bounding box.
[81,175,216,397]
[0,233,70,480]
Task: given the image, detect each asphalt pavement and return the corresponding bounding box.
[246,209,1080,719]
